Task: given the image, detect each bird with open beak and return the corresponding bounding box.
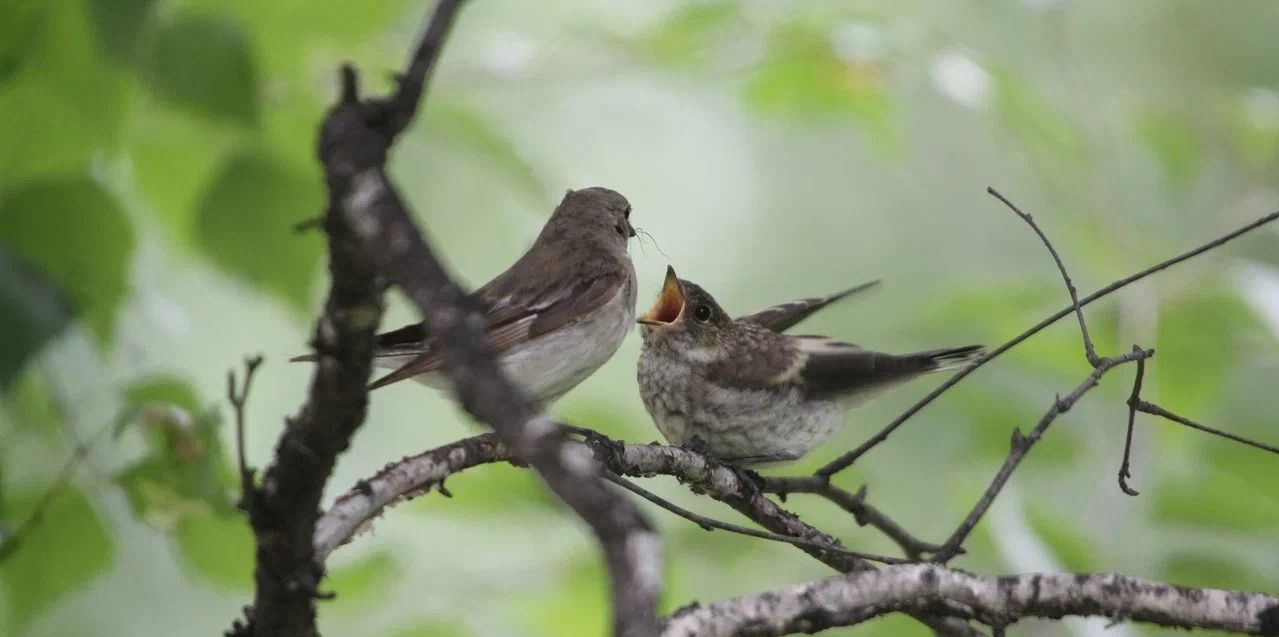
[636,266,984,465]
[294,186,638,406]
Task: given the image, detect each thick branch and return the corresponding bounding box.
[661,564,1279,636]
[315,434,507,559]
[231,4,459,636]
[326,16,661,637]
[315,435,980,636]
[234,127,384,637]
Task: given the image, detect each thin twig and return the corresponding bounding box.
[816,203,1279,478]
[0,424,109,562]
[227,354,265,512]
[1133,401,1279,456]
[1118,348,1146,496]
[293,216,324,233]
[931,348,1152,563]
[762,477,946,560]
[987,187,1100,366]
[605,473,907,565]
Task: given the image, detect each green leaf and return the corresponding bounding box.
[0,177,134,345]
[326,550,400,610]
[744,22,895,142]
[174,510,252,589]
[426,103,550,207]
[127,104,245,242]
[113,376,235,529]
[0,488,114,633]
[0,249,72,386]
[0,0,43,78]
[641,1,743,65]
[0,0,128,180]
[194,151,324,310]
[141,14,259,126]
[1137,110,1202,187]
[87,0,157,62]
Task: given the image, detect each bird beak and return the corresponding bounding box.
[626,220,637,238]
[638,266,684,326]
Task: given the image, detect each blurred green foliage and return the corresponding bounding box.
[2,1,1278,636]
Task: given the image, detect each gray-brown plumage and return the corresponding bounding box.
[293,186,638,405]
[637,267,983,464]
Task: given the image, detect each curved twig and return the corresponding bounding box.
[816,204,1279,477]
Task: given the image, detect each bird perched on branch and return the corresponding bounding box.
[294,187,638,405]
[637,267,984,465]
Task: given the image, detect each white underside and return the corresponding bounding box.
[376,283,635,405]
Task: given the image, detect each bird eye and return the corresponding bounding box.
[693,304,712,322]
[623,206,632,218]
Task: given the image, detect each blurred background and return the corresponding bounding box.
[3,0,1278,635]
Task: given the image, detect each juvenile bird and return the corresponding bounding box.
[636,267,983,464]
[294,187,638,405]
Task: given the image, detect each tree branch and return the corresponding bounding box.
[315,433,982,636]
[229,4,461,636]
[322,5,662,634]
[314,434,507,560]
[1117,354,1146,496]
[660,564,1279,636]
[815,203,1279,478]
[603,473,907,565]
[930,347,1151,563]
[762,477,946,560]
[227,354,264,512]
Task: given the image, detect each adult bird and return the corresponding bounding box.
[295,187,638,406]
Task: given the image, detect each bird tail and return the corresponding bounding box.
[914,345,985,372]
[289,353,318,363]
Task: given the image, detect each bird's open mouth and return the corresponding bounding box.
[639,266,684,325]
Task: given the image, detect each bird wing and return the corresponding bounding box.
[365,267,628,390]
[736,280,880,333]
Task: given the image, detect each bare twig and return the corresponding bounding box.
[931,346,1153,563]
[986,187,1100,365]
[1118,349,1146,496]
[1133,401,1279,456]
[227,354,265,511]
[605,473,907,565]
[762,477,945,560]
[293,216,324,233]
[661,564,1279,636]
[816,205,1279,478]
[0,425,108,562]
